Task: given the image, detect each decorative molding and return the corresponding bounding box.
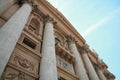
[79,46,85,53]
[13,55,34,69]
[83,44,90,52]
[44,15,57,25]
[9,53,38,74]
[78,44,90,54]
[32,5,46,19]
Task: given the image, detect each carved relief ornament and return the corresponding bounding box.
[12,54,35,72]
[44,15,56,23]
[94,64,102,70]
[79,46,86,53]
[66,35,76,44]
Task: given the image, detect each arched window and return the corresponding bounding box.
[28,18,40,35]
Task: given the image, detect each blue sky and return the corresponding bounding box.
[48,0,120,80]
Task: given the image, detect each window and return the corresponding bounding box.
[28,18,40,35]
[23,38,36,49]
[57,59,68,70]
[58,77,66,80]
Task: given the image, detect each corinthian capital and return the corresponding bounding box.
[83,44,90,52]
[94,64,102,70]
[44,15,57,25]
[66,35,76,44]
[79,46,85,53]
[78,44,90,54]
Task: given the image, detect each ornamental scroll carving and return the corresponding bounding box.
[13,55,34,69]
[44,15,57,25]
[11,54,36,73]
[66,35,76,44]
[79,46,85,53]
[79,44,90,54]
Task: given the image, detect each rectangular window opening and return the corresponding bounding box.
[58,77,66,80]
[23,37,36,49]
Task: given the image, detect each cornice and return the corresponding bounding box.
[39,0,86,44]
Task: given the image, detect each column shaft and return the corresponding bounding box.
[40,21,57,80]
[69,43,89,80]
[97,69,107,80]
[82,52,99,80]
[0,3,31,76]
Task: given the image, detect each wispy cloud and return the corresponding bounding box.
[81,17,109,37]
[82,7,120,37]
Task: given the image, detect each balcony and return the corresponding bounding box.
[55,42,75,64]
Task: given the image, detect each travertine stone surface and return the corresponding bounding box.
[0,3,32,76]
[68,36,89,80]
[0,0,14,15]
[40,19,57,80]
[97,69,107,80]
[82,51,99,80]
[0,67,35,80]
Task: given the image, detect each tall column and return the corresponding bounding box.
[80,45,100,80]
[40,16,57,80]
[97,69,107,80]
[0,2,32,77]
[67,35,89,80]
[94,64,107,80]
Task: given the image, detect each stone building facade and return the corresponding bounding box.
[0,0,115,80]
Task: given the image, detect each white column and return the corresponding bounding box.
[0,3,32,76]
[40,16,57,80]
[95,64,107,80]
[67,35,89,80]
[97,69,107,80]
[81,47,99,80]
